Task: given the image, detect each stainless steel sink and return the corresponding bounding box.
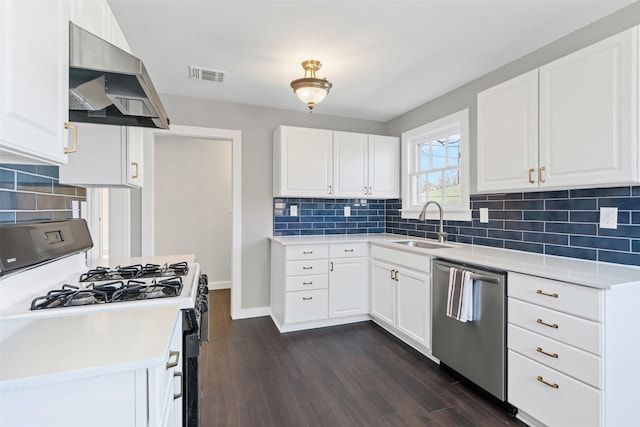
[394,240,450,249]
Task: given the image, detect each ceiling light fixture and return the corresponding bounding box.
[290,60,332,112]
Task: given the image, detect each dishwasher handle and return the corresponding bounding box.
[434,263,501,284]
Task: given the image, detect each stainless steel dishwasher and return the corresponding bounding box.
[432,259,508,403]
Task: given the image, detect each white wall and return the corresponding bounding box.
[153,135,232,285]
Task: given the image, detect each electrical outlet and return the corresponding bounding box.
[344,206,351,217]
[290,205,297,217]
[599,207,618,229]
[479,208,489,223]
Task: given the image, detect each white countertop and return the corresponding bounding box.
[270,234,640,290]
[0,304,180,391]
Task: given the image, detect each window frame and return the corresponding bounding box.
[400,108,471,221]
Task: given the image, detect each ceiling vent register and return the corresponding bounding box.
[189,66,228,83]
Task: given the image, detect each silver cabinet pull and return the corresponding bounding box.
[344,249,354,252]
[390,269,395,280]
[328,185,332,194]
[537,289,558,298]
[166,350,180,369]
[330,261,334,272]
[302,251,313,254]
[364,186,368,195]
[537,375,558,389]
[302,266,313,270]
[537,318,559,329]
[536,347,559,358]
[302,296,313,301]
[173,372,183,399]
[302,281,313,285]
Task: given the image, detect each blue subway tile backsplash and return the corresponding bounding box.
[0,164,86,224]
[274,185,640,267]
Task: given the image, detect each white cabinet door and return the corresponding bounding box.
[370,259,396,327]
[329,257,369,317]
[539,27,637,188]
[368,135,399,198]
[0,0,70,165]
[273,126,333,197]
[333,131,368,197]
[396,267,431,348]
[59,123,143,187]
[476,70,539,192]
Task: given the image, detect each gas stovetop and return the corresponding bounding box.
[0,255,200,319]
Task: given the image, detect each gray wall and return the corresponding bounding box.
[160,96,386,308]
[386,1,640,194]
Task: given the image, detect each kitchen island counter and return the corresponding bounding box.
[0,303,180,391]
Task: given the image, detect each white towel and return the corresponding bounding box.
[447,267,474,322]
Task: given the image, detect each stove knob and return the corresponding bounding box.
[199,299,208,313]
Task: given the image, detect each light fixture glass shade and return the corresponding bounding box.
[290,60,332,111]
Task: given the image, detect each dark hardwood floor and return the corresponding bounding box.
[200,289,525,427]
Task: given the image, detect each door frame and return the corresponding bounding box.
[141,125,242,319]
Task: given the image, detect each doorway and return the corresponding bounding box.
[141,125,242,319]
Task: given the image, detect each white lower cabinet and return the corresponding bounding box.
[507,272,640,427]
[270,241,369,332]
[0,312,183,427]
[370,245,431,353]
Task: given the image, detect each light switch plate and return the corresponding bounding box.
[344,206,351,217]
[599,207,618,229]
[290,205,297,217]
[479,208,489,223]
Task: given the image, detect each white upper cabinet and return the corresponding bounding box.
[477,70,539,192]
[368,134,400,198]
[333,132,400,198]
[273,126,334,197]
[0,0,71,165]
[59,123,144,188]
[477,26,639,193]
[539,27,637,188]
[274,125,399,199]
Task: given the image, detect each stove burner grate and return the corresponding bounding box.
[78,262,189,282]
[30,285,109,310]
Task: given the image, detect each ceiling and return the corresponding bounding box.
[107,0,635,122]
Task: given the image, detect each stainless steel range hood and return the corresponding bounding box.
[68,22,170,129]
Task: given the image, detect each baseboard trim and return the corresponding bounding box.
[232,306,271,319]
[209,280,231,290]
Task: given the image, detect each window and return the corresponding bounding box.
[401,109,471,221]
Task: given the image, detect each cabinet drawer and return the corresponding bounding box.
[508,272,602,321]
[508,298,602,355]
[286,274,328,292]
[508,350,600,427]
[329,242,369,258]
[286,244,329,260]
[370,245,431,273]
[285,289,328,323]
[508,324,601,388]
[286,259,328,276]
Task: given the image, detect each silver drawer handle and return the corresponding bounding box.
[166,350,180,369]
[537,318,559,329]
[537,375,559,389]
[536,347,559,358]
[302,296,313,301]
[303,251,313,254]
[537,289,558,298]
[302,266,313,270]
[344,249,354,252]
[302,281,313,285]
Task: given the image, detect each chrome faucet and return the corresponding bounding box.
[418,201,447,243]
